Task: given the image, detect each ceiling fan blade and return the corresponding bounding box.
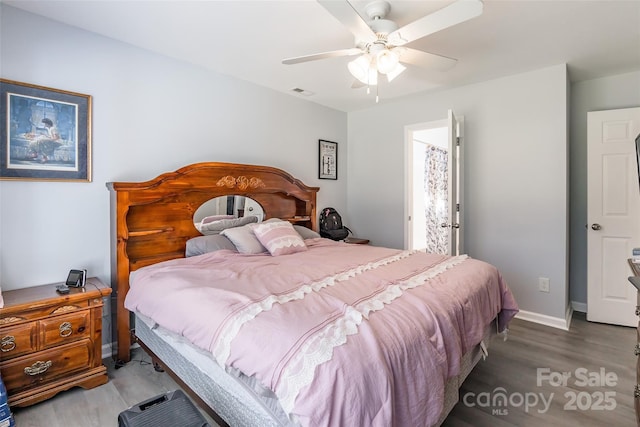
[318,0,377,43]
[389,0,483,46]
[398,48,458,72]
[282,48,363,65]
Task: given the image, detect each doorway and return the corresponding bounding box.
[405,111,463,255]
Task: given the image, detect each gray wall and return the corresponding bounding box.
[0,6,348,344]
[569,71,640,306]
[347,65,569,320]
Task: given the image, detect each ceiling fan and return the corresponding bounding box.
[283,0,483,89]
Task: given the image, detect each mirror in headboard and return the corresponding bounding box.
[194,195,265,224]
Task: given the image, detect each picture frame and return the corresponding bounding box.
[0,79,92,182]
[319,139,338,180]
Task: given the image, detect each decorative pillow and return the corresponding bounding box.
[198,215,258,235]
[185,234,238,257]
[293,225,321,240]
[200,214,235,225]
[220,224,267,254]
[252,221,308,256]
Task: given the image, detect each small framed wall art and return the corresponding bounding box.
[318,139,337,180]
[0,79,92,182]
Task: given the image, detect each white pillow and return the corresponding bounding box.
[293,225,321,240]
[220,224,267,254]
[185,234,237,257]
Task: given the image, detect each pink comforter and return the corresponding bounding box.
[125,238,518,426]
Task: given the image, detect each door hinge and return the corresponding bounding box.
[456,137,460,146]
[456,203,460,212]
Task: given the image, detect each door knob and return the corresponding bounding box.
[440,223,460,229]
[591,223,602,231]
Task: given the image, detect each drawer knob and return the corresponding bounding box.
[59,322,73,337]
[636,385,640,398]
[637,306,640,316]
[0,336,16,352]
[24,360,52,376]
[635,344,640,356]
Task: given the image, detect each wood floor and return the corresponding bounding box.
[444,312,636,427]
[11,348,218,427]
[11,313,636,427]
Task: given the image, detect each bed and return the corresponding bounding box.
[107,162,518,427]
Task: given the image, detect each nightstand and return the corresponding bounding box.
[0,277,111,407]
[344,237,370,245]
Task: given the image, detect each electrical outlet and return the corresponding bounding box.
[539,277,550,293]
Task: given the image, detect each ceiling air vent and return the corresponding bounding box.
[290,88,314,96]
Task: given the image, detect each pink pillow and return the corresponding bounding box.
[251,221,307,256]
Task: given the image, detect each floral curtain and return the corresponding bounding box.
[424,145,449,254]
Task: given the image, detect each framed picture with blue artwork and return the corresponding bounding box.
[0,79,92,182]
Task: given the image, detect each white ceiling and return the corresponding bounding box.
[4,0,640,112]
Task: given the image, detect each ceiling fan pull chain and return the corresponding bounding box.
[376,82,379,103]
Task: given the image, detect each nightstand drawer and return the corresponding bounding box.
[0,339,93,394]
[0,322,37,360]
[39,310,90,349]
[1,301,90,323]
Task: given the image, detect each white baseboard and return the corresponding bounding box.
[102,341,140,361]
[571,301,587,313]
[102,343,113,360]
[515,305,573,331]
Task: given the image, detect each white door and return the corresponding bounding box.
[447,110,460,255]
[587,107,640,327]
[405,110,463,255]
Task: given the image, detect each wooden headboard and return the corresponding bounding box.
[106,162,319,363]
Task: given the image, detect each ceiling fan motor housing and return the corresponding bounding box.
[365,0,391,20]
[364,0,398,42]
[368,19,398,38]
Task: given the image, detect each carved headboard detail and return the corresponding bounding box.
[106,162,319,362]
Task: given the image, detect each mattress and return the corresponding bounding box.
[134,312,495,427]
[135,313,294,427]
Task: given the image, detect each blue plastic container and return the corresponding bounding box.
[0,374,15,427]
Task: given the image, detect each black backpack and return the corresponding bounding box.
[319,207,351,241]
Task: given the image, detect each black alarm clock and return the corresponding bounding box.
[65,269,86,287]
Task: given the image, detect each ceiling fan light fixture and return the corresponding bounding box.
[376,49,399,74]
[386,63,406,82]
[348,55,378,85]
